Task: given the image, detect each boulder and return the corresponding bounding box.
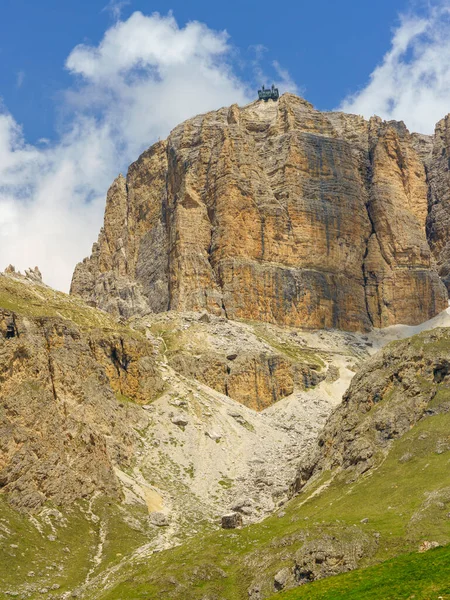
[274,567,291,591]
[149,512,169,527]
[221,512,243,529]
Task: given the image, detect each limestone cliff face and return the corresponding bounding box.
[154,312,325,411]
[427,115,450,293]
[71,94,447,331]
[0,301,162,512]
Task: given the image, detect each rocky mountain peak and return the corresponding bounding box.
[4,264,44,285]
[71,95,449,331]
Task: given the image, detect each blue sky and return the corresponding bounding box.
[1,0,450,290]
[1,0,413,144]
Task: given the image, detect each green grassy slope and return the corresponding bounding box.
[1,275,450,599]
[92,403,450,599]
[0,496,153,599]
[273,544,450,600]
[0,274,129,333]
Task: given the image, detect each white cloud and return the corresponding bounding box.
[249,46,299,95]
[64,12,250,159]
[16,71,25,89]
[103,0,131,21]
[272,60,299,95]
[340,2,450,134]
[0,12,254,291]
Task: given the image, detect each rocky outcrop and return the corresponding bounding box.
[142,311,329,411]
[293,531,374,582]
[295,327,450,490]
[221,512,243,529]
[168,350,323,411]
[71,94,447,332]
[0,306,162,512]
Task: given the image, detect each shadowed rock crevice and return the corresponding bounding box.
[42,325,58,402]
[426,114,450,293]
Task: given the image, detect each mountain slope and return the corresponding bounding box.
[0,271,373,599]
[273,544,450,600]
[73,327,450,600]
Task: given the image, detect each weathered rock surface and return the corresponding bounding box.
[293,530,375,583]
[71,94,447,331]
[427,115,450,293]
[295,327,450,490]
[221,512,243,529]
[170,350,294,411]
[246,526,375,598]
[0,285,163,512]
[141,311,330,411]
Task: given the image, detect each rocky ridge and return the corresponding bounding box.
[0,273,163,512]
[71,94,448,332]
[295,325,450,491]
[0,270,372,599]
[2,273,450,598]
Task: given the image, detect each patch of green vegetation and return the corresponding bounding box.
[94,408,450,599]
[185,464,195,479]
[0,495,155,600]
[115,392,137,405]
[273,545,450,600]
[90,498,152,576]
[218,477,234,489]
[0,497,94,599]
[249,323,326,369]
[235,417,255,432]
[0,275,138,337]
[408,328,450,353]
[148,322,186,356]
[428,385,450,411]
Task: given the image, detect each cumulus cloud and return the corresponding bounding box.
[340,2,450,134]
[0,12,253,291]
[64,12,250,160]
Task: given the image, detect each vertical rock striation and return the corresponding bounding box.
[71,94,448,331]
[427,115,450,293]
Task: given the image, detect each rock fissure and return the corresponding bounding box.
[40,324,58,403]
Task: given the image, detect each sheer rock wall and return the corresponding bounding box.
[71,94,448,331]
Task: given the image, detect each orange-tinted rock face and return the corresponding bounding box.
[427,115,450,293]
[168,350,298,412]
[71,94,448,331]
[364,119,445,328]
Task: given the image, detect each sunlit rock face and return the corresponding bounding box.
[427,115,450,295]
[71,94,448,331]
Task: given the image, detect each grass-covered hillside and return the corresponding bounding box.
[87,396,450,599]
[82,329,450,599]
[1,272,450,600]
[274,544,450,600]
[0,273,131,333]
